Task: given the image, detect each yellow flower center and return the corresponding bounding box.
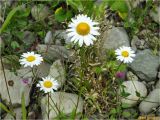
[26,56,36,62]
[43,80,53,88]
[76,22,90,35]
[121,51,129,57]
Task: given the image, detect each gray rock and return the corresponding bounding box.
[129,49,159,81]
[131,36,139,51]
[127,71,138,81]
[44,31,53,44]
[149,6,160,24]
[49,60,66,87]
[155,80,160,89]
[102,27,130,50]
[31,4,49,21]
[139,89,160,114]
[4,107,22,120]
[131,36,148,50]
[36,44,74,61]
[41,92,84,119]
[120,81,147,107]
[0,68,32,106]
[36,62,51,78]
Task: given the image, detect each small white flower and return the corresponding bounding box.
[37,76,59,93]
[115,46,136,63]
[19,51,43,67]
[67,14,100,47]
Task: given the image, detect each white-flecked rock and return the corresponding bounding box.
[120,81,147,107]
[102,27,130,50]
[48,60,66,87]
[41,92,84,119]
[139,89,160,114]
[0,68,32,106]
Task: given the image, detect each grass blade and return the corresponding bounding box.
[21,92,27,120]
[0,102,15,117]
[0,6,22,34]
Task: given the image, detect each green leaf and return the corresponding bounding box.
[0,6,22,34]
[66,0,83,11]
[121,103,129,108]
[110,0,128,13]
[0,102,15,117]
[54,7,66,22]
[121,91,130,97]
[109,108,117,114]
[21,92,27,120]
[122,111,131,118]
[135,91,141,97]
[11,41,20,49]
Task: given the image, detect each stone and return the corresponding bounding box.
[41,92,84,119]
[36,62,51,78]
[155,80,160,89]
[149,6,160,24]
[4,107,22,120]
[36,44,74,61]
[102,27,130,50]
[131,36,148,50]
[120,81,147,107]
[127,71,138,81]
[49,60,66,87]
[0,68,32,106]
[31,4,49,21]
[131,36,139,51]
[139,89,160,114]
[44,31,53,44]
[129,49,159,81]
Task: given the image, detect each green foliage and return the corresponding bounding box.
[54,7,72,22]
[0,6,22,34]
[106,0,128,19]
[21,92,27,120]
[0,102,15,117]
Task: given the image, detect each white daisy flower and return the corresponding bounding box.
[37,76,59,93]
[19,51,43,67]
[67,14,100,47]
[115,46,136,63]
